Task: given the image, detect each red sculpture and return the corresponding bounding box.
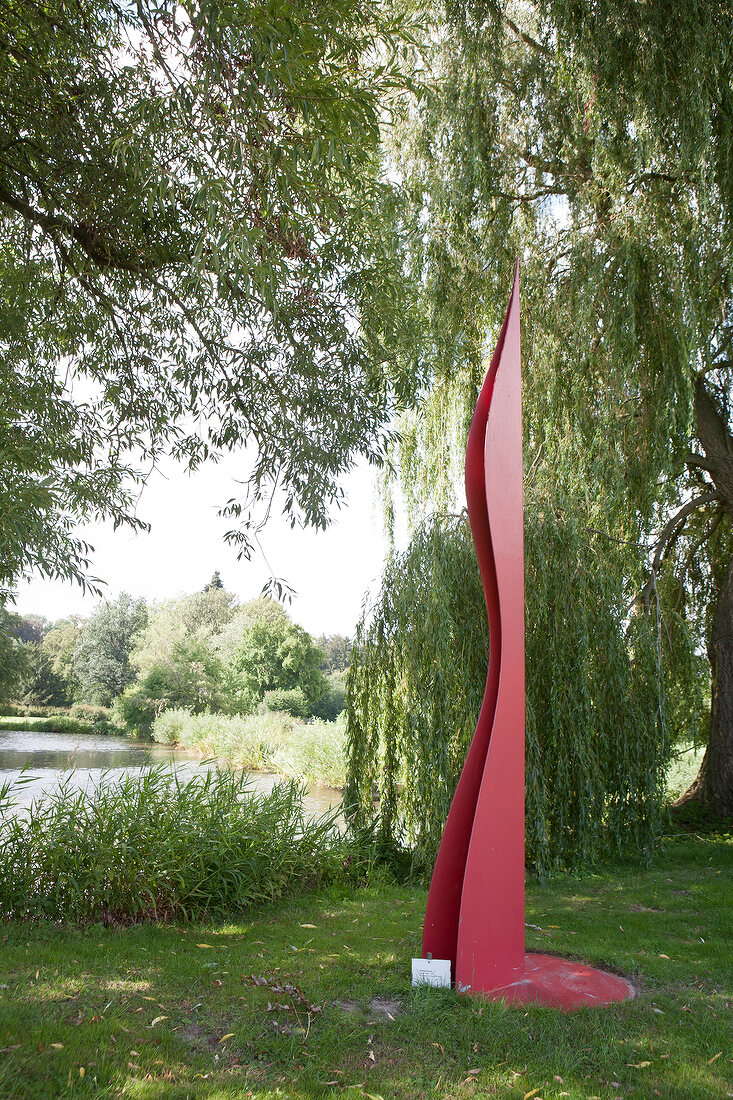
[421,264,633,1010]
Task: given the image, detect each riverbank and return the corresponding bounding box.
[0,833,730,1099]
[151,708,347,789]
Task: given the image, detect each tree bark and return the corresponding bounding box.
[675,552,733,816]
[676,379,733,816]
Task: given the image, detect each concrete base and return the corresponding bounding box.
[471,953,634,1011]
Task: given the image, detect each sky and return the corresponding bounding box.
[13,451,394,639]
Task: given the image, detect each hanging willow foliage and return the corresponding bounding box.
[346,488,674,879]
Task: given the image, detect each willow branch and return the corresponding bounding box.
[641,491,720,611]
[504,16,553,59]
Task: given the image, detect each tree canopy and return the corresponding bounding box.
[372,0,733,816]
[0,0,422,600]
[74,593,147,705]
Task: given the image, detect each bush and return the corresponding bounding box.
[0,767,348,923]
[0,704,72,718]
[69,703,111,723]
[262,687,309,718]
[112,686,157,738]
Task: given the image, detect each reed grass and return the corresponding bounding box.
[0,715,95,734]
[0,767,349,925]
[152,708,347,788]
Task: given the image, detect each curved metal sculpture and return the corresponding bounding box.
[421,264,633,1009]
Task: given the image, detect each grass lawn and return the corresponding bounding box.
[0,834,730,1100]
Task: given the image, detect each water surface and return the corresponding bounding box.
[0,729,342,817]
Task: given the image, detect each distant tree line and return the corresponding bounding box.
[1,575,350,733]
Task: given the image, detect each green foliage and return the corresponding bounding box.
[388,0,733,808]
[73,594,147,706]
[0,0,422,599]
[111,686,157,740]
[346,511,668,878]
[262,687,310,719]
[40,617,83,701]
[151,707,347,788]
[315,634,353,673]
[16,642,71,707]
[272,714,348,789]
[0,608,29,703]
[120,590,236,729]
[310,671,348,720]
[0,715,94,734]
[216,604,328,711]
[0,767,346,923]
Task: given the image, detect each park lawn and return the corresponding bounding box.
[0,834,730,1100]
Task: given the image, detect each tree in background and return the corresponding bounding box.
[0,608,28,703]
[16,644,70,708]
[379,0,732,815]
[204,572,224,592]
[216,601,328,715]
[40,618,83,702]
[315,635,352,674]
[116,588,237,731]
[0,0,422,602]
[6,614,47,645]
[74,594,147,706]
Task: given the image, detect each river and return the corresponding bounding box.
[0,728,343,817]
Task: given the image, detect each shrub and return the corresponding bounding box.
[262,687,309,718]
[112,686,157,738]
[69,704,111,723]
[0,704,72,718]
[0,768,348,923]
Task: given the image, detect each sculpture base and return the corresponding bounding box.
[465,953,634,1011]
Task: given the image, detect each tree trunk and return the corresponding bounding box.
[676,379,733,817]
[675,551,733,817]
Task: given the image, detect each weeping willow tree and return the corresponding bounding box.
[349,0,732,832]
[346,0,730,868]
[346,478,709,877]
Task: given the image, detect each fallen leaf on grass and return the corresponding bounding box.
[628,1061,651,1068]
[197,944,214,949]
[50,1043,63,1050]
[524,1088,541,1099]
[151,1016,168,1026]
[299,924,317,929]
[708,1052,722,1065]
[219,1034,235,1043]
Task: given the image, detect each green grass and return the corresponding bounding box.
[0,834,730,1099]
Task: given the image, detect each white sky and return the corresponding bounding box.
[13,451,392,638]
